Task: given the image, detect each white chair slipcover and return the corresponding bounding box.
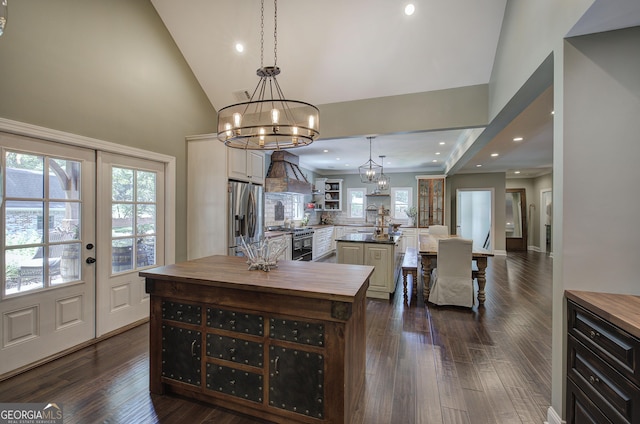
[428,237,474,307]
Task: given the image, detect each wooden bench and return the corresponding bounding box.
[401,247,419,305]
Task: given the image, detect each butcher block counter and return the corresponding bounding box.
[141,255,373,424]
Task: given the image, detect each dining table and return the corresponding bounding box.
[418,234,494,305]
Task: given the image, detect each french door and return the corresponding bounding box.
[96,152,165,337]
[1,133,96,375]
[1,128,170,376]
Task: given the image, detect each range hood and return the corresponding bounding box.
[265,151,312,195]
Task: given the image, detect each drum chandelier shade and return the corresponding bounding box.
[359,137,382,184]
[377,155,390,190]
[217,0,319,150]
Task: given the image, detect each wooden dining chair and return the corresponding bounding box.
[428,237,474,307]
[427,225,449,236]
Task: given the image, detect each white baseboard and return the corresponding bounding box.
[545,406,564,424]
[529,245,541,252]
[493,249,507,256]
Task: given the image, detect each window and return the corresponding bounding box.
[3,151,84,295]
[391,187,413,220]
[292,194,304,220]
[111,167,158,273]
[347,188,365,218]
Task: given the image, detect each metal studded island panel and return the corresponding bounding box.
[142,255,372,424]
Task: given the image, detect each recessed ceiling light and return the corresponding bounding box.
[513,137,523,142]
[514,171,521,174]
[476,164,482,167]
[551,110,555,115]
[323,149,329,153]
[432,159,437,163]
[491,153,499,157]
[404,4,415,16]
[235,43,244,53]
[336,157,340,161]
[439,141,445,145]
[435,152,441,155]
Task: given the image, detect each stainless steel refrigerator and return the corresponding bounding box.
[228,181,264,256]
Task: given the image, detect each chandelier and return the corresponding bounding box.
[359,137,382,184]
[377,155,390,190]
[217,0,319,150]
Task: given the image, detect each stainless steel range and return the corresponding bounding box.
[291,228,314,261]
[268,226,315,261]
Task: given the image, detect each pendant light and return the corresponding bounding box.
[217,0,319,150]
[359,137,382,184]
[377,155,390,191]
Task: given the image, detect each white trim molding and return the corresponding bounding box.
[545,406,564,424]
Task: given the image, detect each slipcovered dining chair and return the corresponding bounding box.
[428,237,474,307]
[427,225,449,236]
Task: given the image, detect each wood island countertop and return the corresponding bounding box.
[566,290,640,339]
[140,255,373,303]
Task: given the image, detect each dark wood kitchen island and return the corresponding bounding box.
[141,255,373,424]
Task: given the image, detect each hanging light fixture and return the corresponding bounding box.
[359,137,382,184]
[217,0,319,150]
[377,155,390,191]
[0,0,7,37]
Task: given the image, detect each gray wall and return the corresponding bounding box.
[0,0,217,262]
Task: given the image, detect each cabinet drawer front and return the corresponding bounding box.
[269,318,324,347]
[206,334,264,367]
[162,324,202,386]
[162,301,202,325]
[206,363,263,403]
[269,346,324,419]
[566,378,615,424]
[568,336,640,423]
[207,308,264,336]
[568,300,640,385]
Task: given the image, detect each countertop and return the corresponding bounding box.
[335,232,401,245]
[566,290,640,339]
[140,255,374,302]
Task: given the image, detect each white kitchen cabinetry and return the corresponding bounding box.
[312,226,334,261]
[227,148,265,184]
[269,234,292,261]
[323,179,343,211]
[399,228,417,251]
[336,241,400,299]
[187,135,228,259]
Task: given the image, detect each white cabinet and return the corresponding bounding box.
[336,240,400,299]
[187,135,229,259]
[323,179,343,211]
[228,149,265,184]
[399,228,417,251]
[268,234,292,261]
[312,226,334,261]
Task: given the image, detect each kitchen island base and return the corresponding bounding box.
[142,256,372,424]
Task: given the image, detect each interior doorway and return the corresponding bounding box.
[506,188,527,251]
[456,189,493,251]
[540,189,552,254]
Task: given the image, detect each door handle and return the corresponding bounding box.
[86,257,96,264]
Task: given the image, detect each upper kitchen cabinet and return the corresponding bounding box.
[323,179,343,211]
[416,176,445,228]
[227,149,265,184]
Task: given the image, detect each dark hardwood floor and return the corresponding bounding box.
[0,251,552,424]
